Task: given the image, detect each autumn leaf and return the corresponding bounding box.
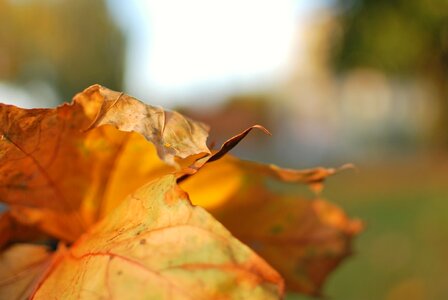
[0,84,209,242]
[180,155,362,296]
[0,176,283,299]
[0,85,361,298]
[77,85,210,165]
[0,244,51,299]
[0,212,45,249]
[23,176,281,299]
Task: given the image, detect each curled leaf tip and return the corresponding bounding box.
[208,124,271,163]
[251,124,272,136]
[339,163,358,174]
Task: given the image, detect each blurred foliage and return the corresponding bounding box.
[332,0,448,145]
[286,156,448,299]
[333,0,448,74]
[0,0,125,102]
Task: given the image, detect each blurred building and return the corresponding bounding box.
[278,7,439,165]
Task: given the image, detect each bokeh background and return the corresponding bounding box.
[1,0,447,299]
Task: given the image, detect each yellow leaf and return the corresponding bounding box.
[181,155,362,295]
[76,85,210,165]
[0,86,362,298]
[0,244,51,299]
[0,85,209,242]
[31,176,284,299]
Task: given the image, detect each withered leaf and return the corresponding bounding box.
[0,212,46,249]
[30,176,283,299]
[0,85,209,242]
[76,85,210,164]
[0,86,361,298]
[181,155,362,295]
[0,244,52,299]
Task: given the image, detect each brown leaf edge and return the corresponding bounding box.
[177,125,271,182]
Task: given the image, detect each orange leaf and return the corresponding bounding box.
[0,212,46,249]
[0,86,362,298]
[0,244,51,299]
[0,85,209,242]
[181,154,362,295]
[6,176,283,299]
[77,85,210,164]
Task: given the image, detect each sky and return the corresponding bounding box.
[107,0,327,106]
[0,1,328,108]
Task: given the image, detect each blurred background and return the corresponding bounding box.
[1,0,447,299]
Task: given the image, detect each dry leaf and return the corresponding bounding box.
[0,244,51,299]
[0,212,46,249]
[0,85,209,242]
[1,176,284,299]
[180,155,362,295]
[77,85,210,164]
[0,85,361,298]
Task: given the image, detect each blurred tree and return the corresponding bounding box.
[332,0,448,145]
[0,0,125,102]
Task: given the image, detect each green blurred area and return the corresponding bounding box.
[333,0,448,146]
[315,3,448,296]
[286,156,448,299]
[330,161,448,300]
